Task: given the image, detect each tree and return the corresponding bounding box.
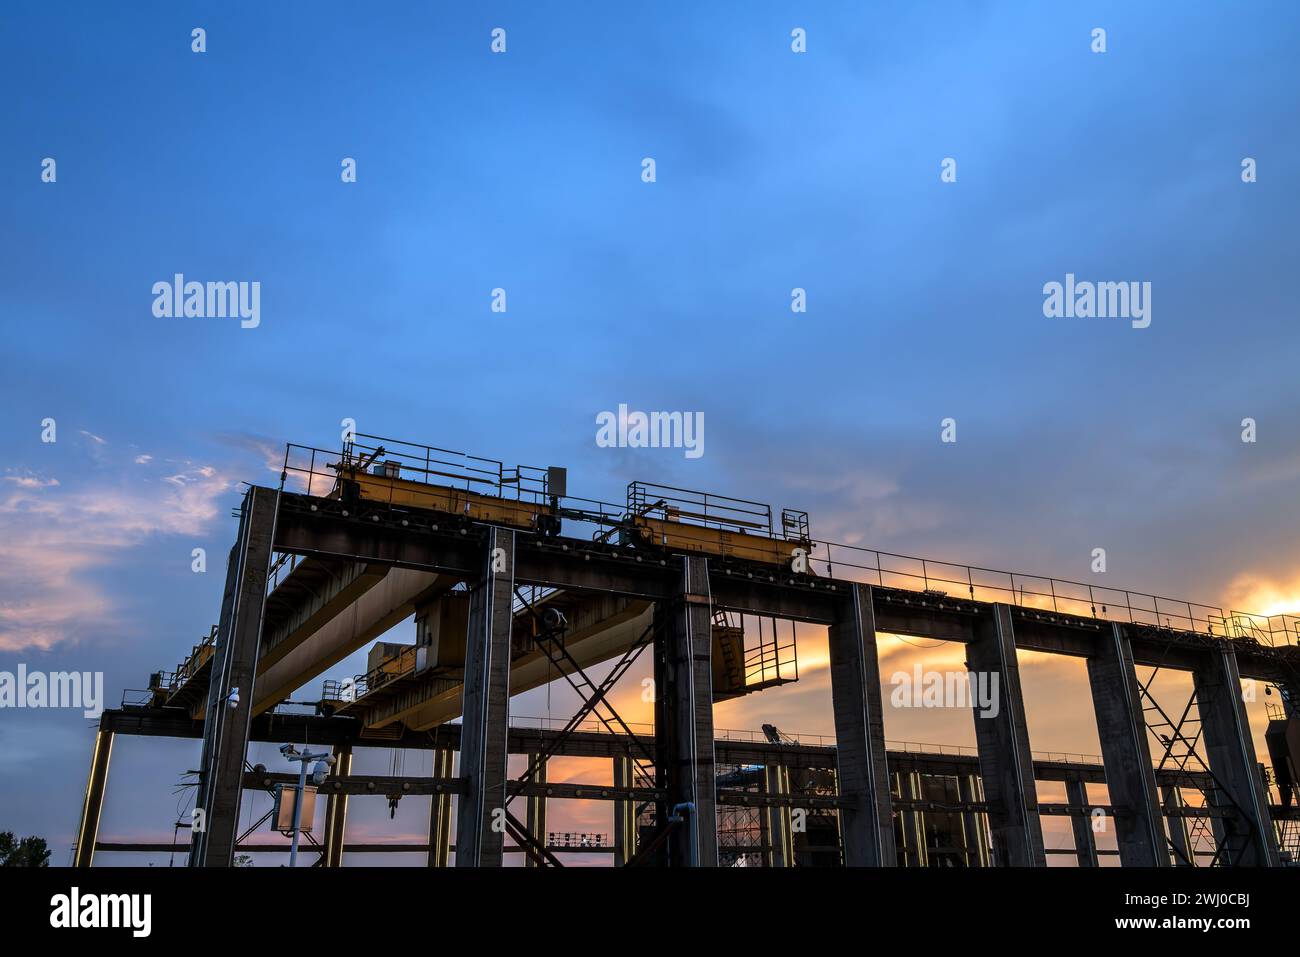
[0,831,51,867]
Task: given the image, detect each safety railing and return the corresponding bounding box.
[281,434,556,509]
[275,434,1295,649]
[505,717,1106,766]
[628,481,776,537]
[742,617,798,688]
[806,542,1246,641]
[165,626,218,693]
[321,644,420,705]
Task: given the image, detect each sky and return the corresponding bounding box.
[2,1,1299,866]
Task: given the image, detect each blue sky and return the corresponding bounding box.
[2,2,1299,864]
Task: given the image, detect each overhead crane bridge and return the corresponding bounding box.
[77,432,1300,867]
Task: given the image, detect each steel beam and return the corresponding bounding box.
[612,755,637,866]
[321,743,352,867]
[427,748,454,867]
[525,753,547,867]
[762,764,792,868]
[966,604,1046,866]
[826,583,896,866]
[958,772,989,866]
[1087,622,1169,865]
[73,729,114,868]
[454,527,515,867]
[190,485,278,867]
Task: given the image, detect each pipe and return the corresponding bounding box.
[669,802,697,867]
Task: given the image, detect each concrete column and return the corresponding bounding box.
[1087,623,1169,866]
[321,743,352,867]
[1066,778,1098,867]
[74,728,114,867]
[1162,784,1194,866]
[191,486,278,867]
[654,555,718,867]
[525,753,548,867]
[826,583,896,866]
[1193,645,1281,866]
[427,748,453,867]
[612,755,638,866]
[966,604,1046,867]
[455,527,515,867]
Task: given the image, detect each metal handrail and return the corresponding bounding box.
[276,434,1297,648]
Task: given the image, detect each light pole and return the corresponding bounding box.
[279,744,335,867]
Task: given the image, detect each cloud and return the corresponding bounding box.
[0,458,234,651]
[134,454,152,465]
[1223,571,1300,618]
[4,473,60,489]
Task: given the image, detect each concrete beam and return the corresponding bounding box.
[966,605,1046,866]
[1193,645,1281,866]
[655,555,719,866]
[1087,623,1169,866]
[253,568,450,715]
[191,486,277,867]
[826,583,896,866]
[455,527,515,867]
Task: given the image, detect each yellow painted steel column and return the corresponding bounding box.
[74,729,114,867]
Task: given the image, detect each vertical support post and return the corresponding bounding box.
[1162,784,1194,866]
[966,604,1046,866]
[1193,645,1280,866]
[612,755,638,866]
[321,743,352,868]
[525,753,548,866]
[1086,623,1169,866]
[826,583,896,866]
[190,485,278,867]
[427,748,453,867]
[654,555,718,866]
[958,772,989,866]
[1066,778,1098,867]
[899,771,928,867]
[762,764,792,868]
[74,728,114,867]
[455,527,515,867]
